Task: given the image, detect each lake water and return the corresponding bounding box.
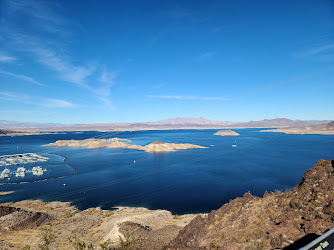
[0,129,333,214]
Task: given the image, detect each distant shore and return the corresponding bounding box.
[261,129,334,135]
[0,191,14,196]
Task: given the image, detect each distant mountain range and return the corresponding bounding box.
[0,120,60,127]
[147,117,330,127]
[0,118,331,132]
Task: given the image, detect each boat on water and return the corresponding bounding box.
[17,167,26,172]
[2,168,10,174]
[0,173,9,179]
[15,171,25,177]
[232,145,237,147]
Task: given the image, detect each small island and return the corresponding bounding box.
[214,130,240,136]
[43,138,207,152]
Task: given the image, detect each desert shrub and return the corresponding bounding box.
[38,228,55,250]
[119,229,132,249]
[69,236,94,249]
[246,240,266,250]
[100,239,113,250]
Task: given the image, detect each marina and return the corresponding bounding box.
[0,153,49,166]
[0,153,49,179]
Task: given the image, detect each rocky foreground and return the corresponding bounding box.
[214,130,240,136]
[43,138,207,152]
[0,159,333,249]
[262,121,334,135]
[0,201,201,249]
[165,159,334,249]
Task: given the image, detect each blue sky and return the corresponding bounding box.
[0,0,333,124]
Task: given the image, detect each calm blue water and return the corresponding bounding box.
[0,129,333,214]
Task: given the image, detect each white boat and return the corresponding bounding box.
[15,171,25,177]
[17,167,26,172]
[33,170,43,176]
[2,168,10,174]
[0,173,9,179]
[232,145,237,147]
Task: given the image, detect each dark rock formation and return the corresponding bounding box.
[0,206,52,230]
[327,121,334,129]
[164,159,334,249]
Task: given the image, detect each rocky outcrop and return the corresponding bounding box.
[44,138,207,152]
[43,138,132,149]
[165,159,334,249]
[0,200,201,249]
[0,206,52,230]
[142,142,206,152]
[214,130,240,136]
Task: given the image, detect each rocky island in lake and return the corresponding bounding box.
[214,130,240,136]
[43,138,207,152]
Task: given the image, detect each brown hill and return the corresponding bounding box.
[165,159,334,249]
[327,121,334,129]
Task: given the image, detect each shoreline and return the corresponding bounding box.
[261,129,334,135]
[3,126,332,136]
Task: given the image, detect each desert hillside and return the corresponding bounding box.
[165,159,334,249]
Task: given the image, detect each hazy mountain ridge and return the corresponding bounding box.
[0,118,330,132]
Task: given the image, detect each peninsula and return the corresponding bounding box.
[43,138,207,152]
[261,121,334,135]
[214,130,240,136]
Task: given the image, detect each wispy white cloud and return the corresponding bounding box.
[0,91,33,104]
[0,54,17,63]
[0,91,75,108]
[29,46,95,88]
[7,0,68,35]
[147,95,230,101]
[43,98,75,108]
[198,51,216,61]
[93,68,118,107]
[0,69,45,86]
[2,0,117,108]
[294,43,334,60]
[98,68,118,85]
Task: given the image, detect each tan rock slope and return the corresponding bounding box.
[43,138,207,152]
[165,159,334,249]
[214,130,240,136]
[0,200,202,249]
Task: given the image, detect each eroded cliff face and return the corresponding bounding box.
[165,159,334,250]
